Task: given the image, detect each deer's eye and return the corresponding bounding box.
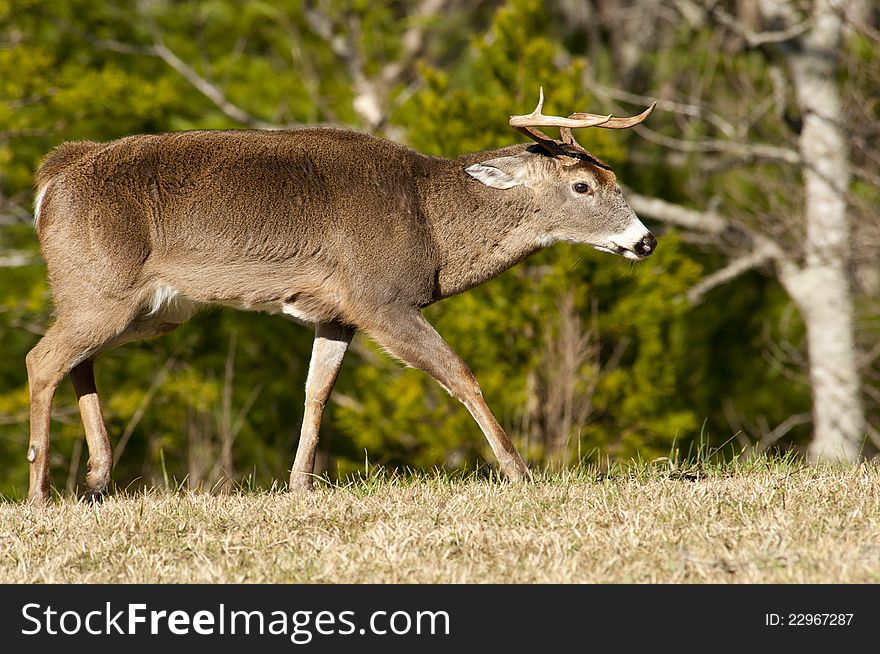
[573,182,591,195]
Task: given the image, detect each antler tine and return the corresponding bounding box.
[559,126,579,149]
[567,101,657,129]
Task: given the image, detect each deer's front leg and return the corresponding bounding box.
[364,307,531,482]
[290,322,354,492]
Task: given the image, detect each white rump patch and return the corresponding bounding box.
[33,182,51,229]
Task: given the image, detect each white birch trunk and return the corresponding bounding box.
[780,0,865,461]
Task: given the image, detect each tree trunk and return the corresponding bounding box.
[780,0,865,461]
[780,267,864,461]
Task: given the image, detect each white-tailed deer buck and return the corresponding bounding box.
[26,88,656,502]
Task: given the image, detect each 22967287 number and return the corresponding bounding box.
[791,613,853,626]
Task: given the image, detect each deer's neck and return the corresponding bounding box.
[421,154,544,301]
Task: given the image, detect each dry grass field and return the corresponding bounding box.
[2,459,879,583]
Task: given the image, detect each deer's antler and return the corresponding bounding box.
[509,87,656,158]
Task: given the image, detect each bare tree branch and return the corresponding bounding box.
[99,2,456,134]
[672,0,708,29]
[305,0,455,131]
[713,6,813,47]
[583,73,801,165]
[88,36,155,56]
[303,5,356,64]
[624,191,729,235]
[151,38,286,130]
[277,14,340,123]
[0,251,38,268]
[633,124,802,165]
[624,191,804,303]
[686,247,775,304]
[304,6,380,129]
[838,3,880,42]
[626,191,793,261]
[582,79,736,138]
[91,32,294,130]
[382,0,449,84]
[858,340,880,370]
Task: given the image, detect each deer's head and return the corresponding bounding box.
[466,88,657,260]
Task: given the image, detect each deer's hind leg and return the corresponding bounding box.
[67,315,184,499]
[25,297,152,503]
[69,358,113,496]
[26,320,118,503]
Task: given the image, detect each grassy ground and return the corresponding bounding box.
[1,458,879,583]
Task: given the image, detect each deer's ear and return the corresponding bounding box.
[465,156,529,189]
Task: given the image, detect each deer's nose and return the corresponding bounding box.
[637,233,657,257]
